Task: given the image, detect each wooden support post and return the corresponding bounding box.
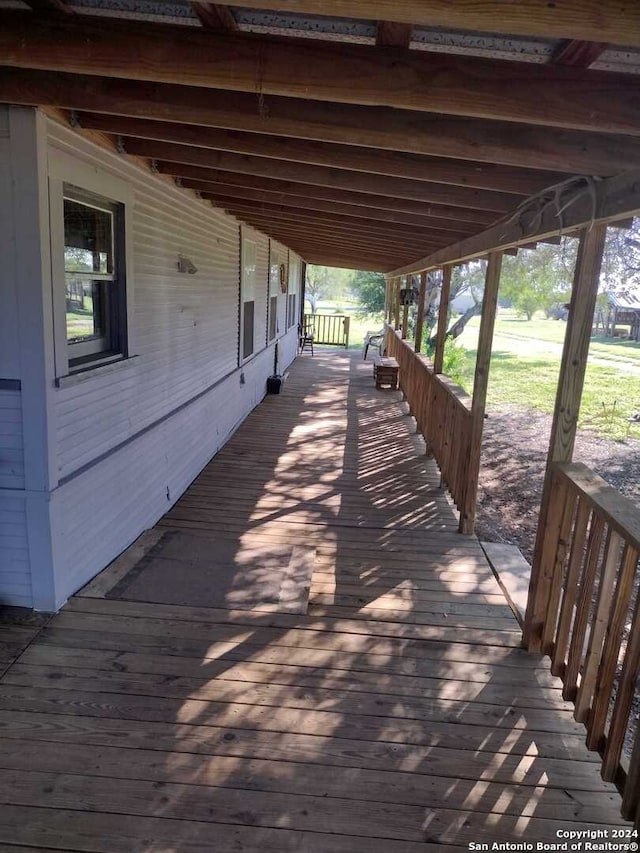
[433,265,452,374]
[385,278,391,324]
[523,224,607,652]
[401,275,410,340]
[394,277,401,331]
[414,270,427,353]
[459,252,502,535]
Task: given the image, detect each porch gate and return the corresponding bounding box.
[304,313,350,348]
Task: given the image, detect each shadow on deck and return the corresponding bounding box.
[0,349,629,849]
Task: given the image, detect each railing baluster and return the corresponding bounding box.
[589,544,639,753]
[575,529,623,723]
[525,470,571,651]
[603,558,640,781]
[551,498,591,677]
[383,325,472,517]
[541,486,577,656]
[622,722,640,822]
[563,514,605,702]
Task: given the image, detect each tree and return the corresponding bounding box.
[600,218,640,294]
[305,265,351,313]
[350,269,386,316]
[426,259,486,349]
[499,238,577,320]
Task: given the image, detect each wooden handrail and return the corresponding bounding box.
[384,325,473,520]
[303,313,350,348]
[524,460,640,821]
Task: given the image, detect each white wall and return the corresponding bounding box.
[0,108,301,611]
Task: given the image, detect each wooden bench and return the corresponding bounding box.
[373,356,399,390]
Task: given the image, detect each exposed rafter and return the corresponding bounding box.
[191,3,238,30]
[1,13,638,135]
[552,40,608,68]
[388,168,640,277]
[180,180,478,233]
[203,198,459,245]
[75,112,563,196]
[154,163,498,225]
[23,0,72,14]
[2,68,637,176]
[121,137,513,213]
[375,21,412,48]
[200,0,640,48]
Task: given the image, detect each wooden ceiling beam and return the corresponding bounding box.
[552,40,608,68]
[23,0,73,14]
[233,211,434,244]
[191,3,238,30]
[157,163,497,225]
[214,212,443,252]
[245,232,420,261]
[182,179,478,233]
[287,241,406,260]
[2,69,637,176]
[1,13,638,135]
[247,235,420,263]
[76,112,562,195]
[376,21,412,48]
[121,138,513,213]
[299,251,403,271]
[388,168,640,277]
[231,212,440,247]
[210,1,640,49]
[203,195,467,242]
[300,258,394,271]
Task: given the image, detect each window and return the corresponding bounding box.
[268,295,278,341]
[288,256,299,329]
[268,250,280,343]
[63,185,127,369]
[242,300,255,360]
[240,235,257,361]
[287,293,297,329]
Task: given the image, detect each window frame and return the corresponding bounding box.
[239,230,258,363]
[62,186,127,368]
[49,149,134,380]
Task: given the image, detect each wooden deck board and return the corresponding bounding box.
[0,349,629,849]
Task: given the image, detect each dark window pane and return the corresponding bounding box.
[269,295,278,341]
[64,198,113,274]
[288,293,296,329]
[65,276,108,343]
[243,300,255,359]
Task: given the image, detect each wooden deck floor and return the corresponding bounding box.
[0,349,629,850]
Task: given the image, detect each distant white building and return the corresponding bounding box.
[0,107,302,611]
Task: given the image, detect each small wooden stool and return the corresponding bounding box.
[373,356,399,390]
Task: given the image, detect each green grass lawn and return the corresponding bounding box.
[455,310,640,441]
[464,310,640,365]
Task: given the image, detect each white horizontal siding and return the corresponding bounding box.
[48,123,242,481]
[0,389,24,490]
[0,496,31,608]
[0,114,21,379]
[43,119,299,607]
[50,336,297,604]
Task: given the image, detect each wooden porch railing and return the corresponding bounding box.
[527,460,640,820]
[385,326,473,519]
[304,313,350,348]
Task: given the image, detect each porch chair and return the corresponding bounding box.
[298,319,315,355]
[363,329,385,360]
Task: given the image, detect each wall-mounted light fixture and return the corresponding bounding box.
[178,255,198,274]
